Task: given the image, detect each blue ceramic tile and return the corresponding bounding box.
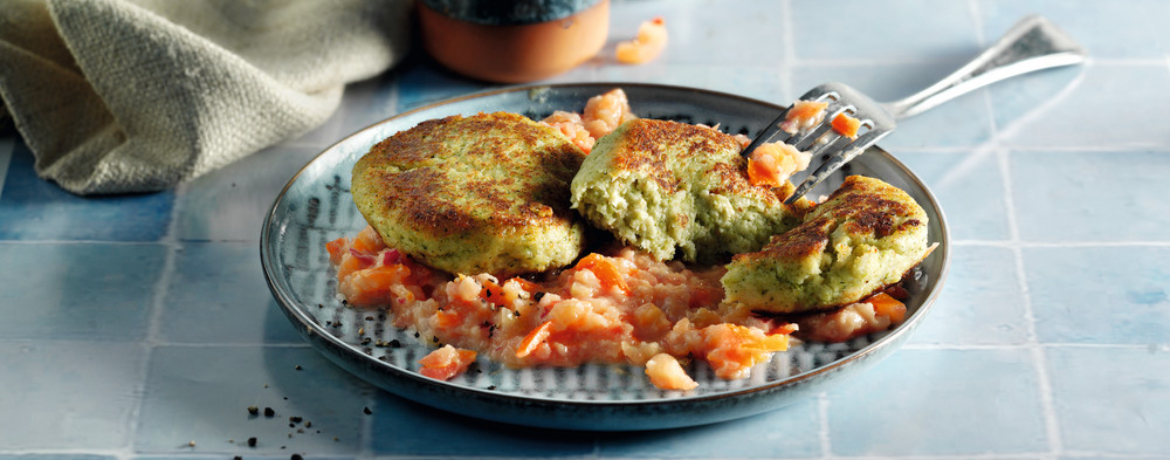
[827,348,1047,456]
[332,74,402,139]
[595,399,822,459]
[989,65,1170,149]
[1010,150,1170,242]
[0,242,165,340]
[175,144,322,242]
[0,456,113,460]
[908,245,1029,345]
[607,0,790,66]
[791,63,995,149]
[135,346,375,454]
[395,57,492,113]
[791,0,980,62]
[158,242,302,344]
[1047,345,1170,454]
[979,0,1170,59]
[1024,246,1170,344]
[0,142,175,241]
[0,342,145,449]
[895,150,1011,241]
[600,64,790,107]
[368,394,596,457]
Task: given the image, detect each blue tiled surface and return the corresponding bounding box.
[896,150,1011,241]
[0,242,166,340]
[158,242,303,344]
[989,65,1170,149]
[2,0,1169,458]
[369,395,597,457]
[790,0,981,63]
[1025,246,1170,344]
[1047,346,1170,455]
[908,245,1029,346]
[135,346,375,455]
[594,399,823,458]
[0,342,145,449]
[980,0,1170,59]
[1011,150,1170,242]
[0,142,175,242]
[827,348,1048,456]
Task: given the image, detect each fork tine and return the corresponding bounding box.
[784,128,891,204]
[739,107,793,157]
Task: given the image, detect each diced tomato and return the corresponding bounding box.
[702,324,790,379]
[341,264,412,307]
[418,345,477,380]
[831,112,861,139]
[435,309,462,329]
[509,278,542,295]
[865,292,906,324]
[352,226,387,253]
[645,353,698,390]
[515,320,554,358]
[325,237,349,265]
[770,322,799,335]
[479,280,508,307]
[575,253,630,295]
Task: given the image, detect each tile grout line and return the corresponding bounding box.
[780,0,797,103]
[974,3,1060,456]
[123,180,188,458]
[998,144,1064,457]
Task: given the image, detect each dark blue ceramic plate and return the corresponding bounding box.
[261,83,951,431]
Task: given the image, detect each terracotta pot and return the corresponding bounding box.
[417,0,609,83]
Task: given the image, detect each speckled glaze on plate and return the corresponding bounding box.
[260,83,951,431]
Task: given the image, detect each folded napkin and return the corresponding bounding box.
[0,0,411,195]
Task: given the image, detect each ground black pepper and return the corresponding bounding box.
[264,407,275,417]
[247,437,257,447]
[290,416,303,423]
[534,292,546,302]
[294,365,302,370]
[292,454,304,460]
[364,407,372,415]
[247,406,259,415]
[389,339,402,348]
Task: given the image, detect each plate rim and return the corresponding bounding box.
[260,82,953,410]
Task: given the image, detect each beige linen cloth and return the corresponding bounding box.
[0,0,410,195]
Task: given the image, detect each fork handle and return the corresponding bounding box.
[881,15,1086,120]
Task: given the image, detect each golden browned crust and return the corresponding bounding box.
[357,112,584,237]
[732,176,922,266]
[351,112,588,276]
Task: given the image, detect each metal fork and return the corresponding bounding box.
[739,15,1087,204]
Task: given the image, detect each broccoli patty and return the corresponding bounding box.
[722,175,931,313]
[570,119,813,263]
[351,112,588,277]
